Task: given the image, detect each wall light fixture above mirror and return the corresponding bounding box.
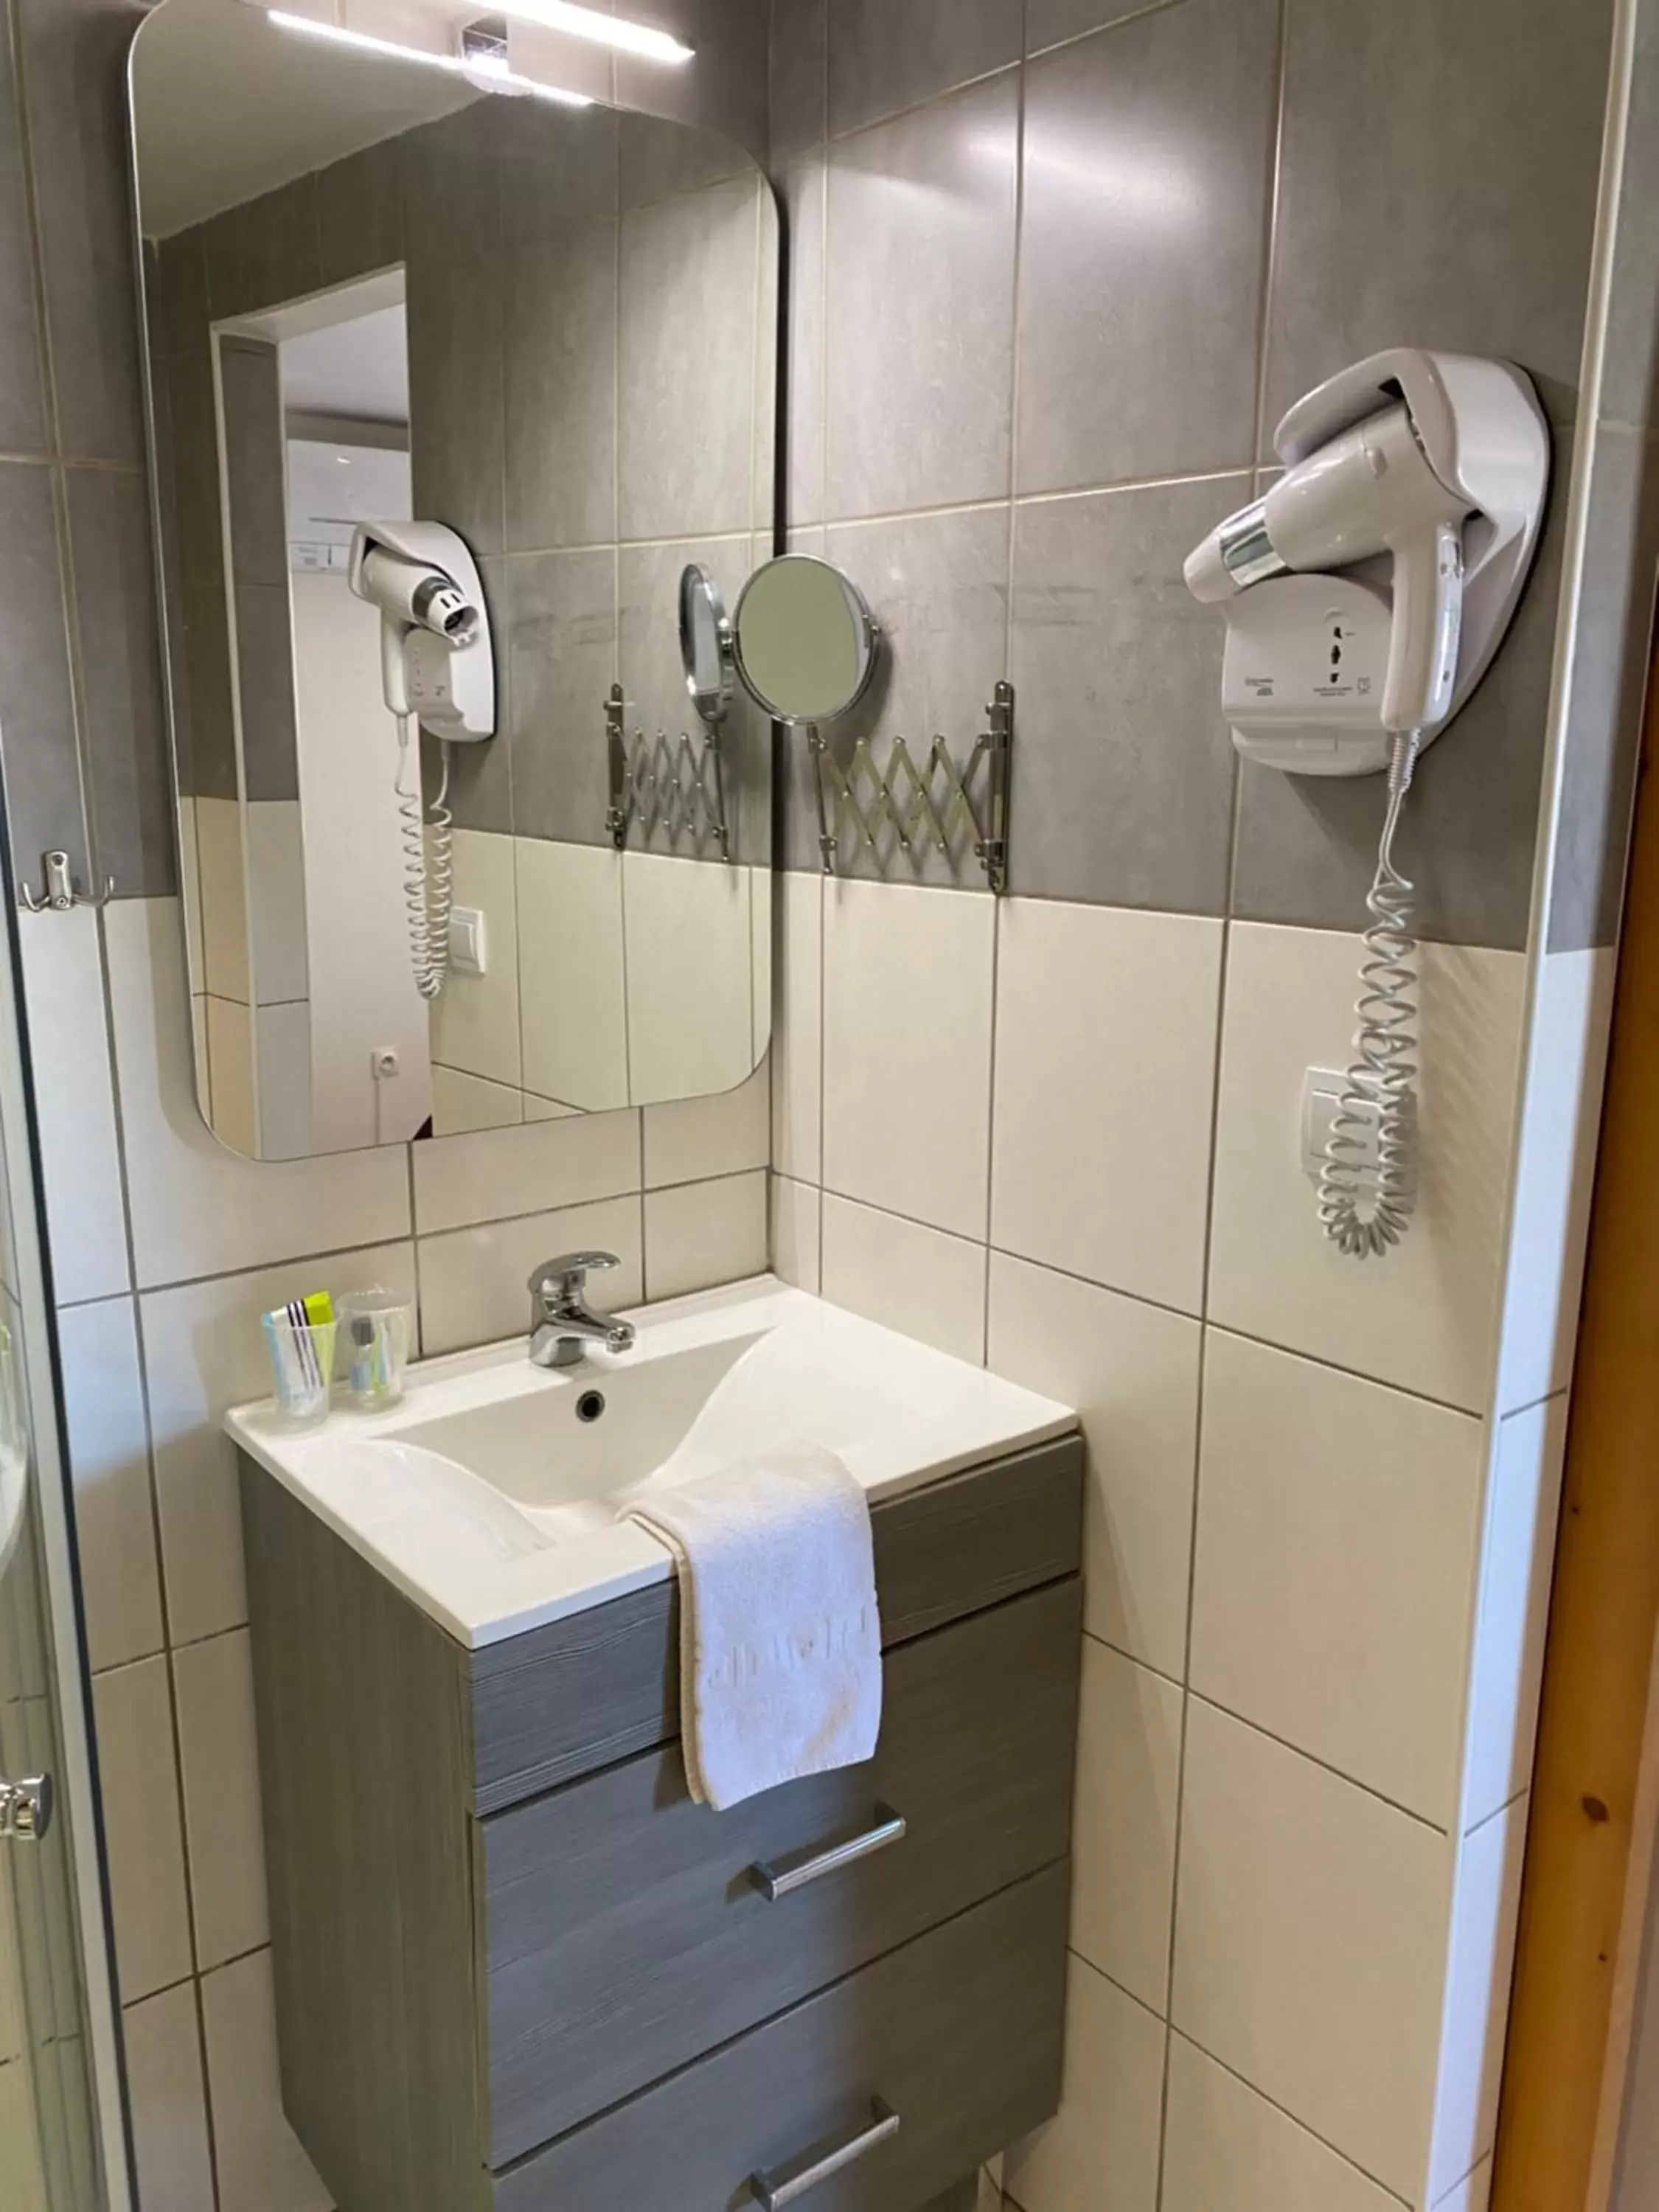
[129,0,778,1161]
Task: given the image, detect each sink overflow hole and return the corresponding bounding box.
[576,1389,607,1424]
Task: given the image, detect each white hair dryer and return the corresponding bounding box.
[348,521,496,1001]
[1184,349,1550,1259]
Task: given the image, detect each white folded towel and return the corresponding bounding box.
[626,1442,882,1811]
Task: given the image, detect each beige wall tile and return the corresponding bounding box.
[0,2059,48,2212]
[18,904,129,1305]
[414,1106,640,1234]
[1070,1638,1183,2014]
[201,1950,333,2212]
[769,1172,821,1292]
[643,1060,769,1188]
[205,995,256,1157]
[243,801,308,1008]
[625,850,759,1106]
[821,1192,987,1365]
[1161,2034,1397,2212]
[429,828,521,1090]
[105,901,410,1290]
[1192,1330,1484,1827]
[1003,1953,1164,2212]
[92,1656,193,2005]
[823,879,995,1239]
[1209,925,1525,1412]
[60,1295,162,1672]
[195,797,249,1006]
[430,1063,524,1134]
[418,1193,642,1355]
[123,1980,215,2212]
[140,1242,417,1644]
[517,838,628,1111]
[173,1629,268,1972]
[988,1253,1199,1681]
[644,1169,769,1303]
[1172,1700,1450,2199]
[992,900,1222,1316]
[772,868,822,1185]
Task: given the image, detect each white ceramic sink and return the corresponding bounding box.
[226,1276,1075,1646]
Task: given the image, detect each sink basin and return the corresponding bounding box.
[227,1276,1076,1646]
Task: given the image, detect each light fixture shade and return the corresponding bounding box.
[265,7,596,102]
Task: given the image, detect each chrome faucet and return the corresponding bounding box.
[528,1252,637,1369]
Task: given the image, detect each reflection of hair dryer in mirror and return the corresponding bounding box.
[349,522,495,1001]
[1184,350,1550,1260]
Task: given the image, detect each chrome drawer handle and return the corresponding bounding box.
[749,2099,900,2209]
[747,1805,906,1902]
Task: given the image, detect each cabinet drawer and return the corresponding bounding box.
[479,1576,1082,2165]
[492,1862,1069,2212]
[469,1433,1084,1812]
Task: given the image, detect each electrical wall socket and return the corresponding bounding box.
[1301,1065,1382,1186]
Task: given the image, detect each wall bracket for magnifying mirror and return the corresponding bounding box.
[604,686,732,861]
[807,683,1015,892]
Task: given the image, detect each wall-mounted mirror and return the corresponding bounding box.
[734,554,878,726]
[131,0,777,1158]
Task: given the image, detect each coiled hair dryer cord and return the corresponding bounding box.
[394,716,453,1002]
[1317,727,1423,1259]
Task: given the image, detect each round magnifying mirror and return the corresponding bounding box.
[678,564,734,726]
[732,554,878,724]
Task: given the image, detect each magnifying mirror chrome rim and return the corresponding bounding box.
[678,563,735,726]
[732,553,879,726]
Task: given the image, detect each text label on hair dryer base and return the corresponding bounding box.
[1220,575,1397,776]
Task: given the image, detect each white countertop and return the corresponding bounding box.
[226,1276,1077,1648]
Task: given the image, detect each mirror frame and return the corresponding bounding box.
[732,554,880,726]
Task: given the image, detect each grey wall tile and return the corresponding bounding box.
[149,232,206,367]
[508,547,617,846]
[0,0,46,454]
[402,104,500,276]
[827,0,1021,136]
[168,342,235,804]
[439,555,513,835]
[770,0,827,164]
[1233,434,1575,950]
[1266,0,1616,438]
[17,0,146,463]
[1548,426,1659,950]
[619,175,762,541]
[501,100,619,246]
[805,505,1009,886]
[408,252,506,557]
[824,74,1018,520]
[201,174,321,321]
[1017,0,1279,494]
[0,462,88,883]
[315,138,405,291]
[231,583,297,804]
[504,221,618,554]
[781,159,824,529]
[64,467,175,897]
[217,338,286,590]
[1009,475,1245,914]
[1601,5,1659,429]
[620,111,752,207]
[613,0,770,159]
[1026,0,1158,53]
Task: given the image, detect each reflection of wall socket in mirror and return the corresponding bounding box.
[1301,1066,1382,1186]
[371,1047,400,1082]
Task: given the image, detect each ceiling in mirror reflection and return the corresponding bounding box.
[132,0,778,1159]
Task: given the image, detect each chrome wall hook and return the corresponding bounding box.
[18,850,115,914]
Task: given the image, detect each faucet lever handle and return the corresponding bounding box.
[529,1251,620,1302]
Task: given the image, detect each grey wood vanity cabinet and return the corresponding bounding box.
[239,1433,1084,2212]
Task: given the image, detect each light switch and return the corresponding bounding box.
[449,905,487,976]
[1301,1065,1382,1186]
